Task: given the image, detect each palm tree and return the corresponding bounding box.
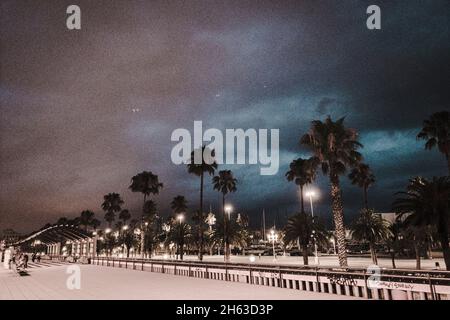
[187,146,217,261]
[350,208,391,264]
[119,209,131,225]
[90,218,101,232]
[212,170,237,262]
[301,116,363,267]
[283,212,328,265]
[79,210,95,231]
[385,221,402,269]
[392,176,450,270]
[129,171,163,257]
[171,195,188,214]
[348,163,375,209]
[286,158,316,213]
[167,220,191,260]
[101,193,124,227]
[211,216,247,256]
[417,111,450,174]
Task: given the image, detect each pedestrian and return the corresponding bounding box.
[23,254,29,269]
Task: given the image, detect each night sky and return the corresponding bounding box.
[1,0,449,233]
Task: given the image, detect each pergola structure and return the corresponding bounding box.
[13,225,96,257]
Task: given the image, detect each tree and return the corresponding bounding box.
[392,176,450,270]
[385,221,402,269]
[187,146,217,261]
[101,193,124,227]
[348,163,375,209]
[417,111,450,174]
[283,212,329,265]
[212,170,237,262]
[211,215,247,257]
[129,171,163,257]
[350,208,391,264]
[285,158,316,213]
[80,210,95,231]
[167,220,191,260]
[301,116,363,267]
[119,209,131,225]
[57,217,69,225]
[171,195,188,214]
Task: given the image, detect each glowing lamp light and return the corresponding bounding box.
[249,255,256,263]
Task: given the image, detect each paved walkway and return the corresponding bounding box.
[0,264,359,300]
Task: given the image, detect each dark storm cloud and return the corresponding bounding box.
[1,0,449,232]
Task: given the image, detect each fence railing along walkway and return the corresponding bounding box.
[81,256,450,300]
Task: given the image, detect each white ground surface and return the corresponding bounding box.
[149,254,445,270]
[0,262,358,300]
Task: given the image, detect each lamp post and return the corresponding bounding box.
[206,212,216,256]
[224,205,232,262]
[267,229,278,260]
[177,214,184,260]
[305,191,319,265]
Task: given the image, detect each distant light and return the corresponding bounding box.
[92,231,97,236]
[105,228,112,234]
[249,255,256,263]
[177,214,184,223]
[122,225,129,231]
[224,205,233,213]
[163,254,169,260]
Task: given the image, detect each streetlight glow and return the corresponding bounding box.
[177,214,184,223]
[105,228,112,234]
[224,205,232,212]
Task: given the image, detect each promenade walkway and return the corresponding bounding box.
[0,264,359,300]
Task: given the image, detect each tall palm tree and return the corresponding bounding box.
[285,157,316,213]
[301,116,363,267]
[171,195,188,214]
[417,111,450,174]
[187,146,217,261]
[350,208,391,264]
[212,170,237,262]
[79,210,95,231]
[101,193,124,227]
[283,212,329,265]
[392,176,450,270]
[129,171,163,257]
[348,163,375,209]
[119,209,131,225]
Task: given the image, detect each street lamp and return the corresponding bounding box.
[122,225,129,231]
[267,229,278,260]
[224,205,232,262]
[177,214,184,223]
[305,190,319,265]
[105,228,112,234]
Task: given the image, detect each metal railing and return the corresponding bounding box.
[86,256,450,300]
